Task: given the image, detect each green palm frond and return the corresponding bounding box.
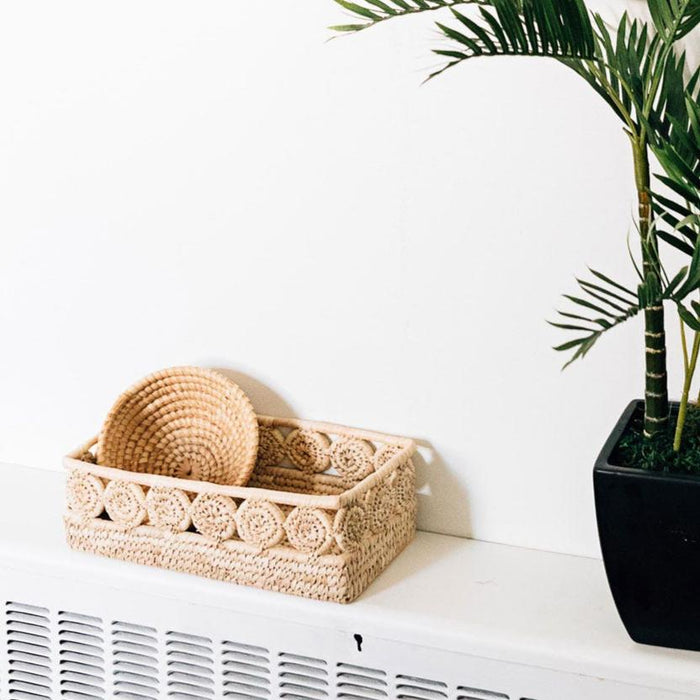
[649,53,700,144]
[647,0,700,42]
[652,88,700,254]
[552,233,700,367]
[427,0,595,79]
[561,14,663,132]
[332,0,596,79]
[330,0,481,32]
[550,268,643,368]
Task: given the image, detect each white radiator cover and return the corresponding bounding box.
[0,464,699,700]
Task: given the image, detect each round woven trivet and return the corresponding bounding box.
[96,367,259,486]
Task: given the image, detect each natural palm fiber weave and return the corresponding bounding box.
[97,367,259,486]
[65,415,417,603]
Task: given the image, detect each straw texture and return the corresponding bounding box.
[66,415,416,603]
[97,367,259,486]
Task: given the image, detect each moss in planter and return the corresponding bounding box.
[611,403,700,475]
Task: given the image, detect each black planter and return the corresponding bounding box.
[594,400,700,651]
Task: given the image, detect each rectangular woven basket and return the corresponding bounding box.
[63,416,417,603]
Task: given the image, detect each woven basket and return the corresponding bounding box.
[64,416,416,603]
[97,367,259,486]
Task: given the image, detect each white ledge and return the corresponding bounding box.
[0,463,699,696]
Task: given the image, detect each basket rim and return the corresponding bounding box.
[64,415,416,510]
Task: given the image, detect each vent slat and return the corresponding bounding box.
[456,688,510,700]
[113,630,156,643]
[59,669,105,684]
[279,650,329,699]
[59,648,103,665]
[279,661,327,677]
[167,653,214,669]
[7,602,53,698]
[114,670,159,686]
[396,673,449,700]
[8,679,52,692]
[223,669,271,685]
[167,670,215,685]
[57,610,105,700]
[9,660,52,676]
[223,660,271,675]
[279,652,326,665]
[7,621,52,635]
[6,611,50,624]
[9,641,51,656]
[59,630,103,645]
[113,621,159,700]
[222,639,271,700]
[166,630,215,700]
[338,673,388,687]
[337,663,386,678]
[279,691,328,700]
[113,622,156,634]
[60,662,104,677]
[336,661,389,698]
[9,673,52,688]
[7,631,51,645]
[8,651,51,665]
[59,620,102,634]
[167,681,215,696]
[59,678,105,693]
[114,650,159,666]
[223,651,269,665]
[396,675,448,688]
[280,671,329,688]
[337,682,388,698]
[222,641,268,654]
[222,679,271,697]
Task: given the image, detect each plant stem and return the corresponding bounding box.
[633,139,669,437]
[675,330,700,452]
[681,315,690,372]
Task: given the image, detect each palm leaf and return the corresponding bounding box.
[652,90,700,257]
[331,0,596,79]
[551,268,642,368]
[427,0,596,79]
[330,0,482,32]
[647,0,700,42]
[551,255,699,367]
[560,14,662,132]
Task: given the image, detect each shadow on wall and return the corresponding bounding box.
[210,365,472,539]
[211,367,297,418]
[413,440,472,539]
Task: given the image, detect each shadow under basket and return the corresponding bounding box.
[64,416,417,604]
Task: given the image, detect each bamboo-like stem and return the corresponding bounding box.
[633,139,670,437]
[681,315,690,373]
[674,330,700,452]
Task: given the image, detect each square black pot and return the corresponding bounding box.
[594,400,700,651]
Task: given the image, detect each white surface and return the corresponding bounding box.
[0,0,693,557]
[1,462,700,697]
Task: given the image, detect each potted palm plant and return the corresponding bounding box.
[331,0,700,651]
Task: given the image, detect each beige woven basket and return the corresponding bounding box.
[64,416,417,603]
[97,366,259,486]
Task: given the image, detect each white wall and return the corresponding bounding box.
[0,0,682,558]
